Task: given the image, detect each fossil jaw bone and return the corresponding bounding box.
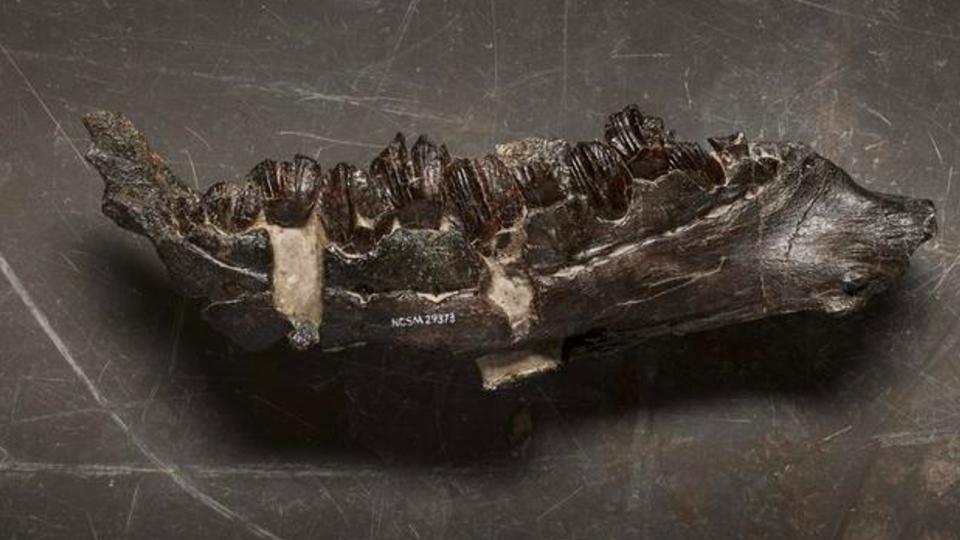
[82,106,935,388]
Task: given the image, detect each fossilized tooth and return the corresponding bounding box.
[81,105,936,389]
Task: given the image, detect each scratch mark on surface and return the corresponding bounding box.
[185,127,213,151]
[140,299,185,424]
[60,253,82,275]
[537,484,584,521]
[875,80,960,147]
[319,486,348,524]
[785,179,830,258]
[97,357,113,384]
[945,166,954,232]
[874,429,959,447]
[757,198,769,312]
[611,52,672,59]
[1,406,105,427]
[167,298,185,377]
[276,131,382,149]
[609,40,671,59]
[820,425,852,444]
[500,68,561,95]
[932,252,960,293]
[0,253,109,406]
[788,0,959,41]
[182,149,200,189]
[0,41,91,170]
[615,258,727,309]
[247,393,322,433]
[490,0,500,100]
[377,106,461,124]
[559,0,570,119]
[0,460,386,479]
[373,0,421,94]
[928,131,945,166]
[86,512,100,540]
[0,251,286,540]
[859,102,892,127]
[124,482,141,534]
[293,91,417,106]
[535,387,593,466]
[9,379,22,422]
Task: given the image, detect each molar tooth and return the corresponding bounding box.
[369,132,413,209]
[441,158,495,245]
[250,156,320,227]
[400,135,450,228]
[603,105,673,159]
[346,168,394,252]
[317,162,355,245]
[201,181,262,233]
[565,141,633,219]
[476,154,524,229]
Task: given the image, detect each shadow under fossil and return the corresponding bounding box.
[80,230,928,470]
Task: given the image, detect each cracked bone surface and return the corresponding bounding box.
[82,106,936,389]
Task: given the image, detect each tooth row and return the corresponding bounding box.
[198,105,734,252]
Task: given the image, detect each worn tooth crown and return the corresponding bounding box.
[441,158,495,242]
[603,104,673,157]
[476,154,524,229]
[201,181,262,233]
[82,105,936,389]
[249,156,321,227]
[566,141,633,219]
[316,162,355,245]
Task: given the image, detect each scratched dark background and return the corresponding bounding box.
[1,0,959,538]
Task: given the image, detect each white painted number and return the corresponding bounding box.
[390,312,457,328]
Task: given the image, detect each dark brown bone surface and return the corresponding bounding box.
[82,106,936,388]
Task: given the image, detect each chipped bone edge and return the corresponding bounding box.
[475,341,563,391]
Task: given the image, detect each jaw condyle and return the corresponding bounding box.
[82,105,935,389]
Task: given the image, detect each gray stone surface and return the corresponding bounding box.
[0,1,958,538]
